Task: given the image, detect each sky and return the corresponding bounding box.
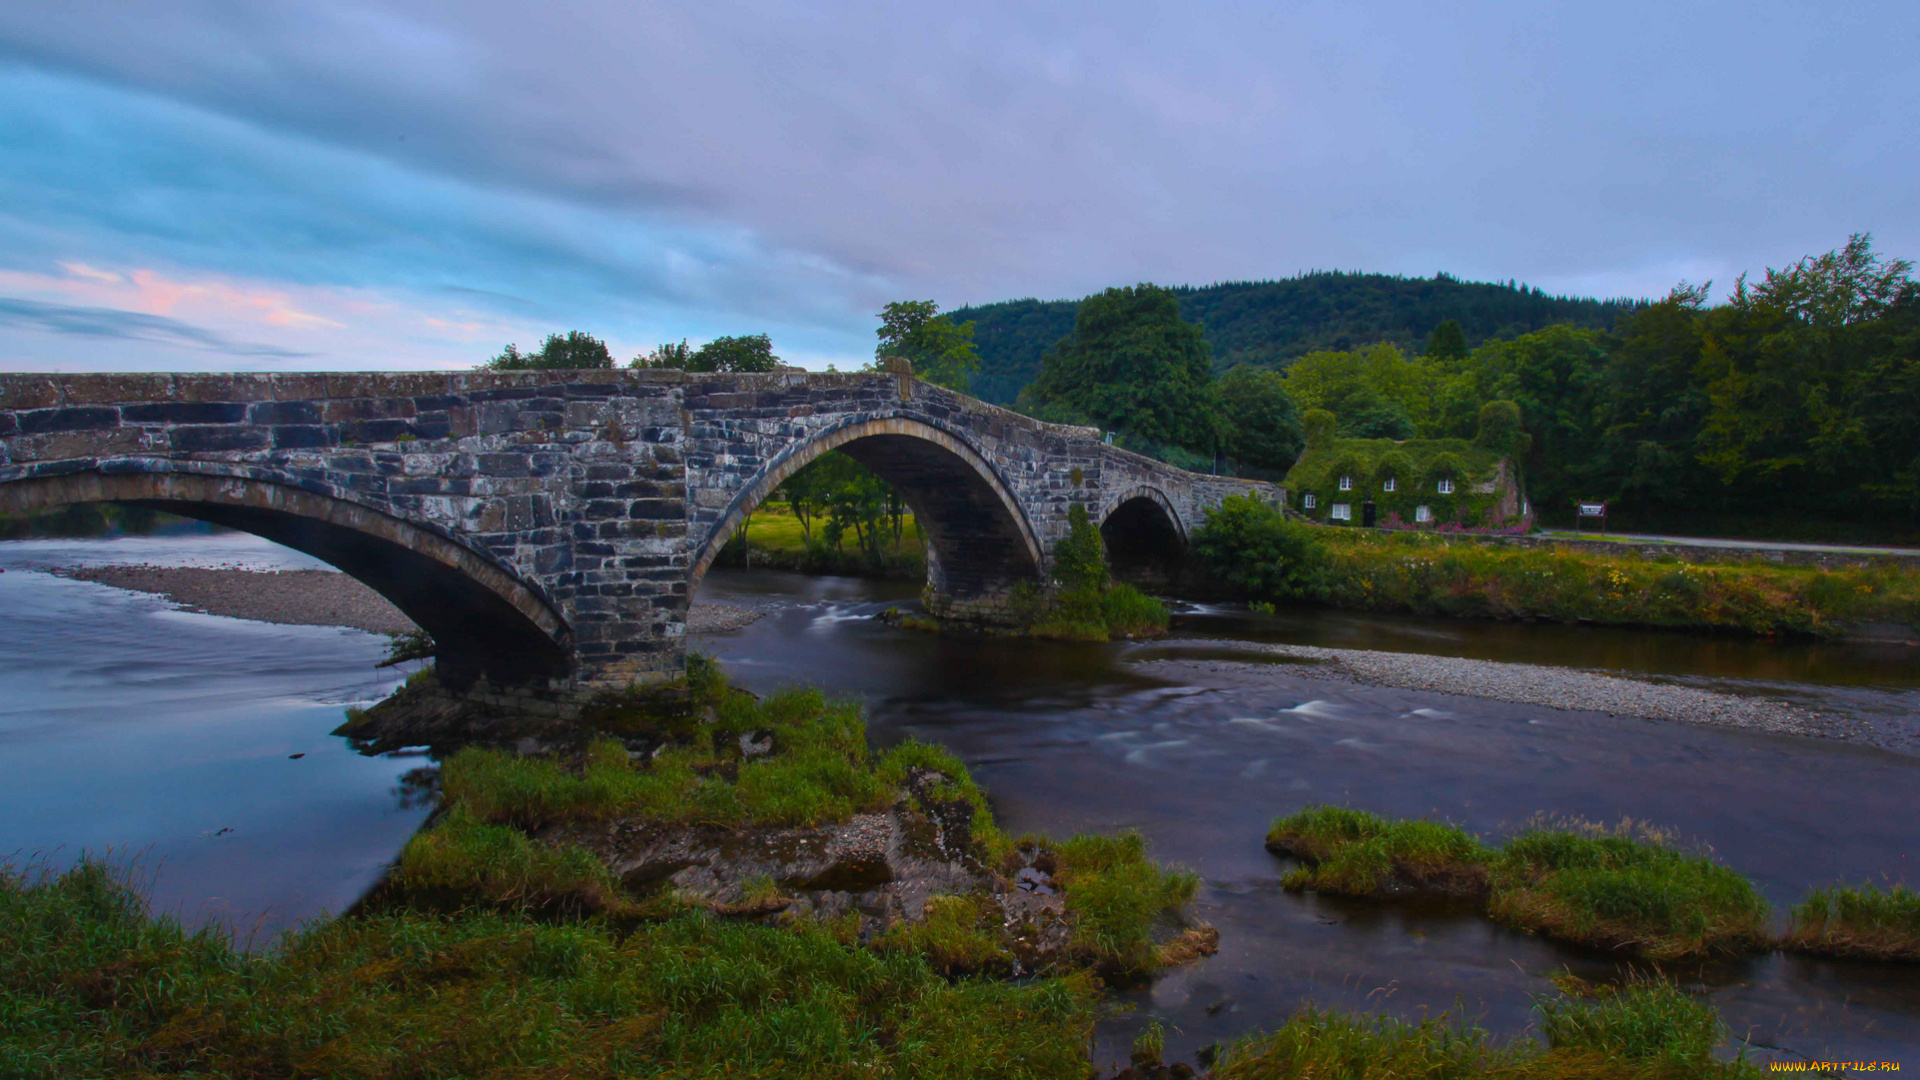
[0,1,1914,372]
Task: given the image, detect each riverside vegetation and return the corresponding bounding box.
[0,670,1853,1076]
[881,502,1171,642]
[0,660,1217,1077]
[1195,494,1920,638]
[1266,806,1919,964]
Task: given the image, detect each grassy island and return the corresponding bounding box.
[1267,808,1771,961]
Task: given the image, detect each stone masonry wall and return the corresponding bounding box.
[0,369,1277,692]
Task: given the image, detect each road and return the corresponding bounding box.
[1538,529,1920,558]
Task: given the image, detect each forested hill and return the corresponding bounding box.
[951,272,1643,405]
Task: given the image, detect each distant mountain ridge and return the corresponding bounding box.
[950,271,1645,405]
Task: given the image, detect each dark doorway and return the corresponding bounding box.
[1361,500,1377,527]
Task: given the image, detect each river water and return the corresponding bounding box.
[1,533,1915,1068]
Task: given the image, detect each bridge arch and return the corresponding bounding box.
[0,464,571,690]
[689,414,1043,597]
[1099,485,1188,583]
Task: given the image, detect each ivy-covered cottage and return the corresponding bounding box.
[1283,405,1531,531]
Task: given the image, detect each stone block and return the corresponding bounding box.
[56,374,174,404]
[272,425,335,449]
[173,374,275,403]
[15,407,119,434]
[121,402,248,424]
[0,377,61,410]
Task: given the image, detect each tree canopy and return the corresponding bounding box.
[484,331,614,370]
[874,300,981,391]
[1019,284,1223,453]
[633,334,781,373]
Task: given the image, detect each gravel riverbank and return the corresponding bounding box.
[1132,640,1860,742]
[55,565,765,637]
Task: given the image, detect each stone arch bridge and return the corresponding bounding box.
[0,370,1274,699]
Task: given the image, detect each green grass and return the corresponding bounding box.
[1212,978,1764,1080]
[1265,806,1493,897]
[1049,831,1201,977]
[1304,528,1920,638]
[1488,822,1772,961]
[725,506,928,578]
[1266,808,1770,961]
[1025,583,1172,642]
[442,688,893,831]
[0,861,1100,1079]
[399,678,1203,985]
[874,894,1012,975]
[390,808,632,914]
[1786,882,1920,962]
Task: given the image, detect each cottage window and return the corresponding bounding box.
[1330,503,1352,521]
[1382,477,1396,492]
[1414,505,1432,523]
[1303,493,1317,509]
[1437,478,1455,494]
[1338,475,1353,491]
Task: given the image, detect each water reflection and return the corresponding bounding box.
[0,535,428,939]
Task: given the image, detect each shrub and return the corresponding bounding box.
[1192,494,1329,601]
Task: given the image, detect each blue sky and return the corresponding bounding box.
[1,1,1914,372]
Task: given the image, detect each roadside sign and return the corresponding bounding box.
[1577,500,1608,533]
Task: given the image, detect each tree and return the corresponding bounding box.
[1474,400,1530,457]
[484,331,613,370]
[1021,284,1222,452]
[690,334,781,373]
[633,340,693,369]
[1280,343,1438,435]
[875,300,981,391]
[1425,319,1469,362]
[1052,502,1108,591]
[1215,365,1304,471]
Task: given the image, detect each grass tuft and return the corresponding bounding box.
[1212,978,1764,1079]
[1267,808,1770,960]
[1786,882,1920,962]
[1052,831,1201,977]
[875,894,1012,975]
[1489,821,1771,961]
[1266,806,1492,897]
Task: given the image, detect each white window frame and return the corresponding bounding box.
[1437,478,1455,494]
[1338,475,1353,491]
[1382,477,1396,492]
[1330,503,1352,521]
[1302,492,1317,509]
[1414,505,1432,523]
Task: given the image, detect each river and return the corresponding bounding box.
[2,533,1916,1069]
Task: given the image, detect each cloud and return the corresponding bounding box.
[0,0,1916,370]
[0,296,313,358]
